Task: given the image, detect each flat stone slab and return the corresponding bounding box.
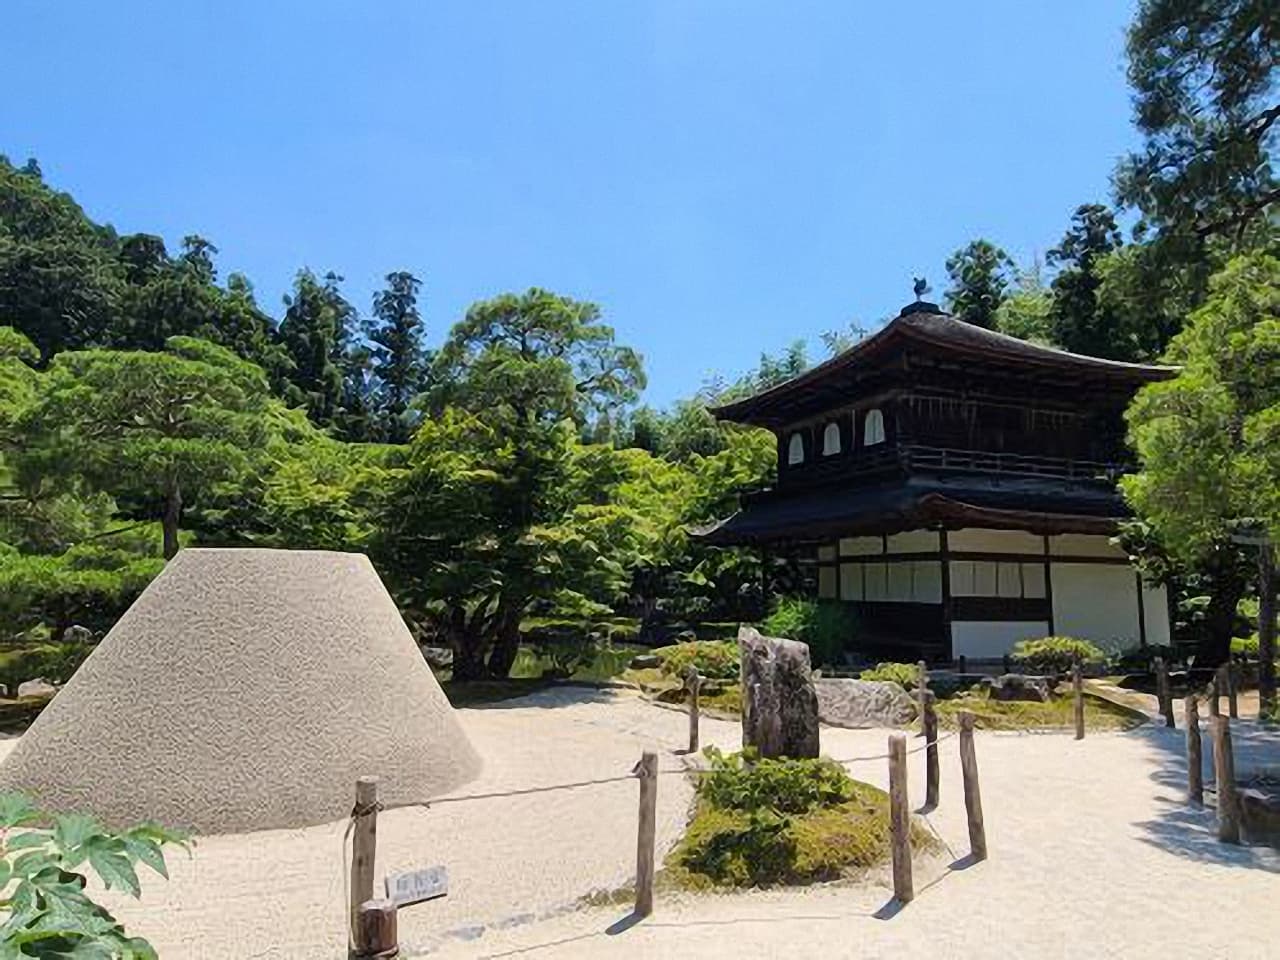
[814,678,917,729]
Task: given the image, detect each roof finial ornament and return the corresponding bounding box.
[913,276,930,301]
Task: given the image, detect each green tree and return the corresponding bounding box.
[1047,204,1129,358]
[944,240,1014,328]
[1117,0,1278,245]
[23,338,275,558]
[368,270,429,442]
[993,259,1055,344]
[1123,252,1280,703]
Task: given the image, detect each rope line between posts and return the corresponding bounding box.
[829,729,958,765]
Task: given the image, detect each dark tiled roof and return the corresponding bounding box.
[712,306,1174,426]
[691,473,1126,546]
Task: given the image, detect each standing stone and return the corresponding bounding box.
[739,626,819,758]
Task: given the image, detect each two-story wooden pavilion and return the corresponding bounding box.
[696,300,1175,660]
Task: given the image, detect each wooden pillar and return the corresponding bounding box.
[353,900,398,959]
[1211,717,1240,843]
[350,777,379,948]
[1072,664,1085,740]
[1185,695,1202,806]
[1209,669,1221,718]
[1225,661,1238,719]
[888,733,913,903]
[685,667,701,754]
[1259,543,1276,719]
[923,691,939,810]
[958,654,967,675]
[958,711,986,860]
[1155,657,1174,728]
[634,750,658,916]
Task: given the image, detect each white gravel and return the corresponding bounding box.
[2,686,1276,959]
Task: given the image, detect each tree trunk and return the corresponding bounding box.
[1196,552,1245,667]
[485,605,524,678]
[1259,544,1276,718]
[446,607,488,682]
[162,477,182,560]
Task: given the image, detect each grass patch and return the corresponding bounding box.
[934,687,1142,731]
[621,667,743,715]
[665,750,938,889]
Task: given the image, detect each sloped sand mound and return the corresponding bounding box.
[0,548,480,834]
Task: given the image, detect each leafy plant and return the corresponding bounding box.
[858,662,918,690]
[0,793,189,958]
[697,747,855,815]
[1011,636,1106,676]
[654,640,739,680]
[760,597,857,667]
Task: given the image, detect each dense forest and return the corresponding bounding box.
[0,0,1276,682]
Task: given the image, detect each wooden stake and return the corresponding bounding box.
[634,750,658,917]
[957,711,986,861]
[1225,661,1238,719]
[685,666,701,754]
[923,690,939,810]
[916,660,928,734]
[1185,695,1202,806]
[888,733,913,903]
[353,899,398,959]
[1211,716,1240,843]
[350,777,380,949]
[1208,669,1221,718]
[1072,664,1084,740]
[1155,657,1174,728]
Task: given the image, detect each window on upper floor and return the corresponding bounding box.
[787,432,806,465]
[863,408,885,446]
[822,422,841,456]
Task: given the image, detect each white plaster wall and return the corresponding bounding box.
[1142,584,1172,647]
[952,621,1049,659]
[1050,534,1127,559]
[1051,563,1140,647]
[948,528,1045,554]
[886,529,940,553]
[839,536,883,556]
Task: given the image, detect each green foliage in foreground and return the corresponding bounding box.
[0,793,189,959]
[668,748,934,888]
[1011,637,1106,675]
[760,597,857,668]
[858,661,919,690]
[654,640,739,680]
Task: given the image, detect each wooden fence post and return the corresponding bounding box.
[923,690,939,810]
[1072,664,1085,740]
[1185,695,1202,806]
[888,733,913,903]
[1211,716,1240,843]
[1208,669,1221,718]
[1226,661,1239,719]
[353,899,398,959]
[350,777,379,949]
[957,711,986,861]
[685,666,701,754]
[916,660,929,735]
[634,750,658,917]
[1155,657,1174,729]
[958,654,967,675]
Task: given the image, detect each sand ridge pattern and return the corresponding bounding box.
[0,548,481,834]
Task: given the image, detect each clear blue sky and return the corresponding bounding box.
[4,1,1138,407]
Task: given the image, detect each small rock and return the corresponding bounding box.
[739,626,819,759]
[17,678,57,699]
[985,673,1050,703]
[1240,788,1280,848]
[63,625,95,645]
[675,629,697,643]
[629,654,662,670]
[815,679,917,728]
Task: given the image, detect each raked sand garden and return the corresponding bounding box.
[8,685,1275,960]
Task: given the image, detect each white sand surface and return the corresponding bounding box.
[3,687,1277,959]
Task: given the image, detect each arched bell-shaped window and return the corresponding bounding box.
[863,408,886,446]
[822,422,841,456]
[787,432,806,465]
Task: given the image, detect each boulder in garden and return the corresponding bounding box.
[815,678,917,728]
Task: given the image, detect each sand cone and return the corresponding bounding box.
[0,548,481,834]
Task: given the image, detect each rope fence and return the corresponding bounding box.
[341,696,988,959]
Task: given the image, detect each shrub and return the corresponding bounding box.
[1111,643,1175,673]
[858,661,918,690]
[0,641,93,694]
[1231,635,1258,657]
[655,640,739,680]
[760,597,857,667]
[1011,636,1106,675]
[697,747,855,814]
[0,793,188,957]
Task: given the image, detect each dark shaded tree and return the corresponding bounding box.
[1047,204,1128,358]
[277,269,357,430]
[368,271,428,442]
[944,240,1014,328]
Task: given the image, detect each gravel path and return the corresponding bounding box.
[2,687,1276,959]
